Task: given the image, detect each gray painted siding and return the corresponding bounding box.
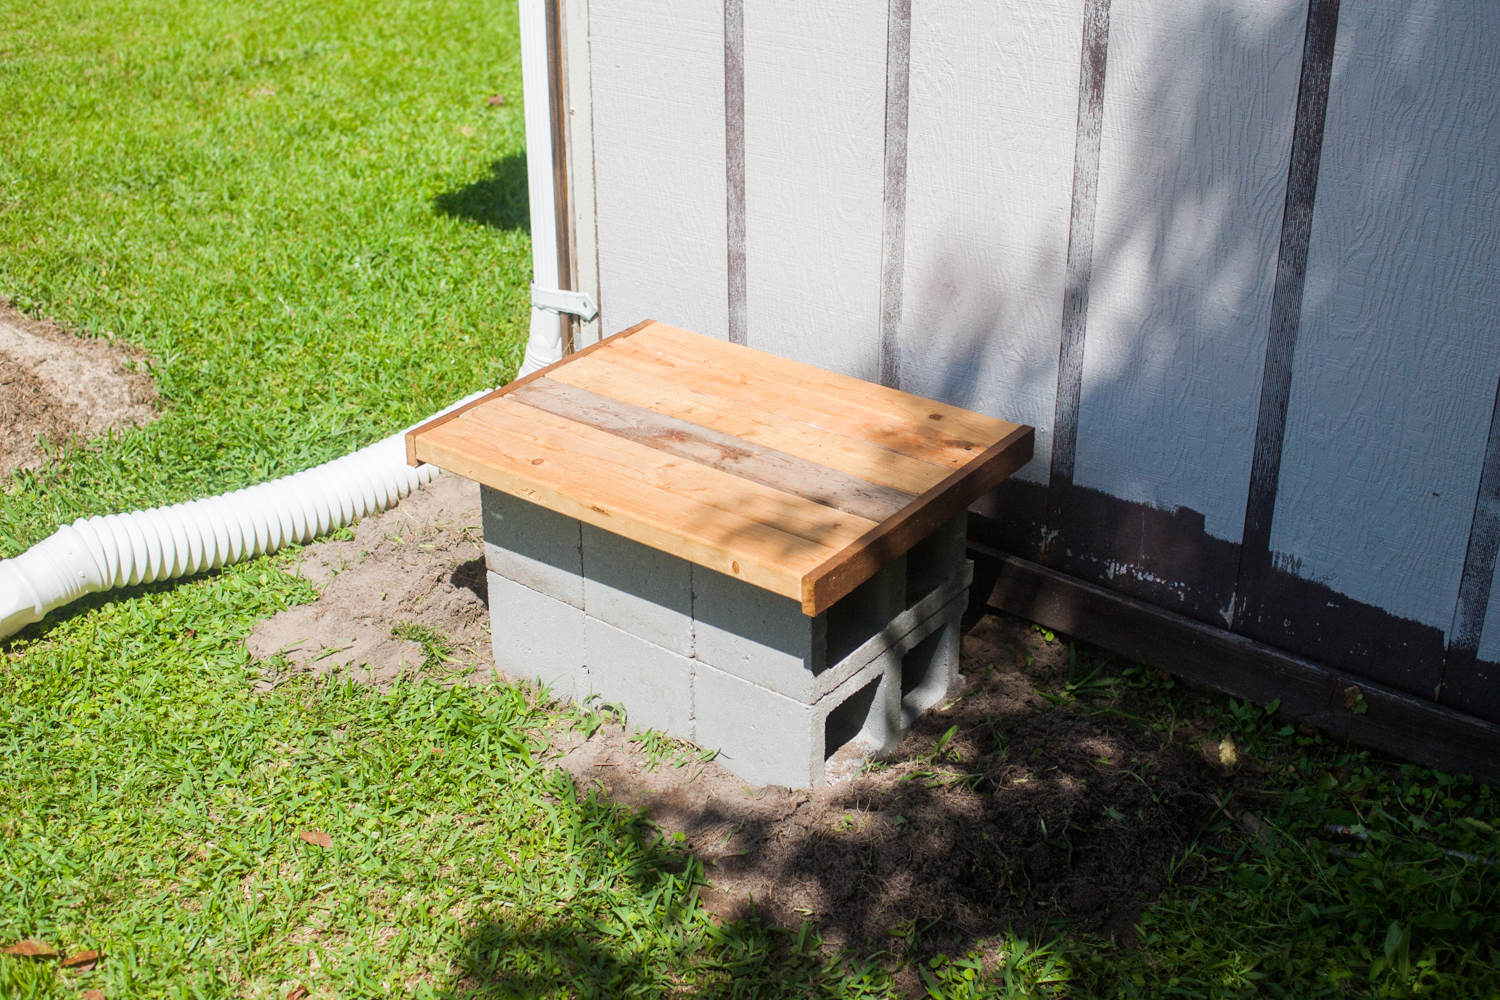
[741,0,888,378]
[895,0,1082,486]
[1071,0,1305,544]
[1269,0,1500,636]
[589,0,728,339]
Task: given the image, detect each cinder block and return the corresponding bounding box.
[694,556,907,703]
[694,654,896,788]
[582,524,693,656]
[905,512,968,607]
[481,486,583,608]
[583,617,694,741]
[899,594,966,729]
[487,571,585,700]
[695,555,969,705]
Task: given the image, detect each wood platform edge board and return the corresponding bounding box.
[802,425,1035,614]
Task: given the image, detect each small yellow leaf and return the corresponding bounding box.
[1218,736,1238,769]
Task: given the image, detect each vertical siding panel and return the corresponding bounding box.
[589,0,728,338]
[742,0,888,378]
[1262,0,1500,695]
[1062,0,1305,618]
[897,0,1082,488]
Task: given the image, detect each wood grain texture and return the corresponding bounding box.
[509,377,916,522]
[402,321,655,466]
[613,324,1019,465]
[415,416,831,599]
[742,0,887,377]
[804,424,1034,614]
[899,0,1082,486]
[978,544,1500,786]
[1071,0,1306,545]
[588,0,727,338]
[461,397,878,550]
[1269,0,1500,636]
[548,354,952,495]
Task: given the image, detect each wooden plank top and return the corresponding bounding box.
[407,321,1034,614]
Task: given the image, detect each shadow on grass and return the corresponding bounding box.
[433,152,531,231]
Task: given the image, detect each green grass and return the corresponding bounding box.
[2,1,1498,997]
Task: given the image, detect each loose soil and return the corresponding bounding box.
[0,299,158,478]
[246,476,1227,980]
[246,472,492,689]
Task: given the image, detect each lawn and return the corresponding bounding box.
[2,1,1498,998]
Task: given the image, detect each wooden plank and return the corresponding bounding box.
[742,0,887,377]
[641,323,1013,448]
[510,378,915,522]
[460,397,878,551]
[403,320,656,466]
[415,417,839,601]
[596,330,1012,468]
[976,544,1500,787]
[549,353,952,495]
[802,424,1034,613]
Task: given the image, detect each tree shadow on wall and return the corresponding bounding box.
[433,151,530,231]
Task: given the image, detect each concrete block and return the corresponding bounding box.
[481,485,583,608]
[691,564,826,699]
[581,523,693,655]
[694,654,896,788]
[695,554,970,704]
[899,593,966,729]
[487,571,585,700]
[583,617,694,741]
[905,512,969,608]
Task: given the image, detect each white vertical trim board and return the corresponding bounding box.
[562,0,602,348]
[588,0,728,339]
[742,0,887,378]
[1270,0,1500,635]
[1070,0,1306,541]
[896,0,1083,485]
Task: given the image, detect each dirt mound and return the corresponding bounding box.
[0,299,158,478]
[248,473,1221,971]
[558,612,1218,966]
[246,472,493,689]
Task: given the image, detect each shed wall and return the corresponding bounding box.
[572,0,1500,727]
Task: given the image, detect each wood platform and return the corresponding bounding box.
[406,321,1033,614]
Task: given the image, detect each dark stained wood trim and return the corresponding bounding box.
[510,377,916,522]
[724,0,747,346]
[1048,0,1112,503]
[1235,0,1341,626]
[804,426,1034,614]
[404,319,657,466]
[973,543,1500,786]
[877,0,912,389]
[1441,368,1500,719]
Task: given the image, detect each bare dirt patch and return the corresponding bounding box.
[247,475,1223,977]
[0,299,158,478]
[246,472,493,689]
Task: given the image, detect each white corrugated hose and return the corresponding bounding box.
[0,389,492,640]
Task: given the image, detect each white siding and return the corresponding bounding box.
[1072,0,1305,540]
[589,0,728,338]
[896,0,1083,484]
[1270,0,1500,633]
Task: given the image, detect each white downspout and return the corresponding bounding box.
[516,0,564,377]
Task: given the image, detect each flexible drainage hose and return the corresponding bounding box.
[0,389,492,640]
